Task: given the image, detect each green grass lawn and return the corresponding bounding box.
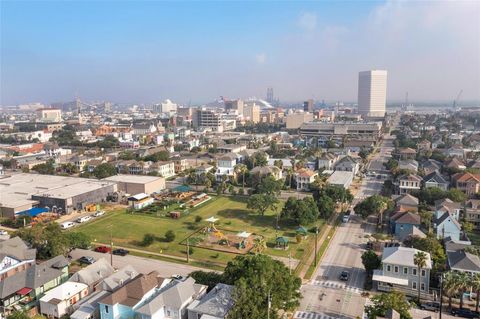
[74,196,324,268]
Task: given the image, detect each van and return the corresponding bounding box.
[76,216,91,223]
[61,222,75,229]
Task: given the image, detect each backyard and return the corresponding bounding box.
[73,195,324,269]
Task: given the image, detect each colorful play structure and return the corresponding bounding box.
[236,231,251,249]
[204,216,229,246]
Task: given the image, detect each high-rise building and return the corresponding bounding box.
[266,88,274,103]
[36,108,62,123]
[192,109,223,132]
[357,70,387,118]
[153,99,177,113]
[303,99,314,112]
[224,99,244,114]
[243,103,260,123]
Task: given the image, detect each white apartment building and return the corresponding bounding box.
[358,70,387,118]
[243,103,260,123]
[36,108,62,123]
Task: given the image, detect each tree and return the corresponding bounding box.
[141,233,155,246]
[189,270,224,290]
[273,159,283,169]
[354,195,391,224]
[472,273,480,312]
[255,175,282,195]
[414,251,428,302]
[15,222,71,259]
[456,271,470,309]
[404,234,446,275]
[361,250,381,275]
[165,230,176,242]
[92,163,117,179]
[65,232,91,250]
[251,237,267,254]
[224,255,302,318]
[234,164,248,188]
[281,197,319,225]
[442,271,459,309]
[316,194,335,219]
[462,221,474,233]
[365,291,412,319]
[32,159,55,175]
[448,188,467,203]
[143,150,170,162]
[247,194,279,216]
[7,311,30,319]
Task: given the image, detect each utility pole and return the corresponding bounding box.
[186,238,190,263]
[314,226,319,267]
[439,273,444,319]
[109,224,113,267]
[267,290,271,319]
[288,251,292,275]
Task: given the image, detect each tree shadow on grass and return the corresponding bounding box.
[216,209,276,228]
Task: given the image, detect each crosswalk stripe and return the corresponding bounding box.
[294,311,340,319]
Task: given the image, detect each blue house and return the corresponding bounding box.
[390,211,421,239]
[434,212,462,241]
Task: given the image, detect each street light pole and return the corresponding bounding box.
[314,226,319,267]
[439,273,444,319]
[109,225,113,267]
[186,238,190,263]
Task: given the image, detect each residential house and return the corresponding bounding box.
[394,194,419,213]
[0,237,36,280]
[40,282,89,318]
[250,166,283,182]
[446,146,466,159]
[434,212,462,241]
[134,277,207,319]
[317,153,338,171]
[398,160,418,173]
[195,164,214,176]
[423,171,449,191]
[397,148,417,160]
[0,255,69,316]
[132,123,157,136]
[151,161,175,178]
[68,259,114,292]
[447,250,480,275]
[187,283,234,319]
[464,199,480,230]
[396,174,422,195]
[435,198,462,221]
[174,159,189,173]
[215,153,239,182]
[373,247,432,298]
[334,156,360,175]
[445,157,466,171]
[389,211,422,241]
[295,168,318,191]
[420,159,442,176]
[452,172,480,197]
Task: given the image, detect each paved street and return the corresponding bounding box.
[295,136,393,319]
[70,248,209,278]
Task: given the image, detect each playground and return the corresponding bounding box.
[73,196,324,268]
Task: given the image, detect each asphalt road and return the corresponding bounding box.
[70,248,209,278]
[295,136,393,319]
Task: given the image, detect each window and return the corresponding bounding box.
[413,268,417,276]
[386,265,391,272]
[403,267,408,275]
[105,305,109,314]
[394,266,399,273]
[421,283,425,291]
[412,281,417,289]
[421,269,426,277]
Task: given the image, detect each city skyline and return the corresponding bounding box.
[1,1,479,105]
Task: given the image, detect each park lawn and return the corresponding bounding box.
[75,195,324,268]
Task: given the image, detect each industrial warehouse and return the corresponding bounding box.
[0,173,117,217]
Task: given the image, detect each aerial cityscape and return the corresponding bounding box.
[0,1,480,319]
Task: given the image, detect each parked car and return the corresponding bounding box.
[92,210,105,217]
[60,221,75,229]
[76,216,91,223]
[172,274,184,280]
[94,246,111,253]
[366,241,373,250]
[339,271,349,281]
[78,256,96,264]
[342,214,350,223]
[0,230,8,236]
[420,302,440,312]
[112,248,129,256]
[451,308,480,318]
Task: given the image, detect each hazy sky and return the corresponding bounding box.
[1,0,479,105]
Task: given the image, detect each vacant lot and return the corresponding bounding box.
[75,196,324,268]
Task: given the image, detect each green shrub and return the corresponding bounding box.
[165,230,176,242]
[195,215,202,223]
[141,233,155,246]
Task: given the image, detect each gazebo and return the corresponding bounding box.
[276,236,289,250]
[205,217,219,233]
[296,226,308,237]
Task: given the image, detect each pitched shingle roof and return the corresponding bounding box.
[395,194,419,206]
[423,171,448,185]
[447,250,480,273]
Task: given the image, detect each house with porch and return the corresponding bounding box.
[373,247,432,298]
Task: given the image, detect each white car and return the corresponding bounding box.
[92,210,105,217]
[61,222,75,229]
[0,230,8,236]
[76,216,92,223]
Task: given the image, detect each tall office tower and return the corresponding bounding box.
[357,70,387,118]
[266,87,274,103]
[303,99,314,112]
[243,102,260,123]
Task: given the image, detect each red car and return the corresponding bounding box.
[94,246,111,253]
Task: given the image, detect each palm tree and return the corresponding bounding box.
[285,167,294,189]
[443,271,458,310]
[472,273,480,312]
[251,237,267,254]
[456,271,470,309]
[413,251,428,302]
[234,164,248,189]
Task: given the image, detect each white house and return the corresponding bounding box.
[294,168,318,191]
[40,282,89,318]
[215,153,239,182]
